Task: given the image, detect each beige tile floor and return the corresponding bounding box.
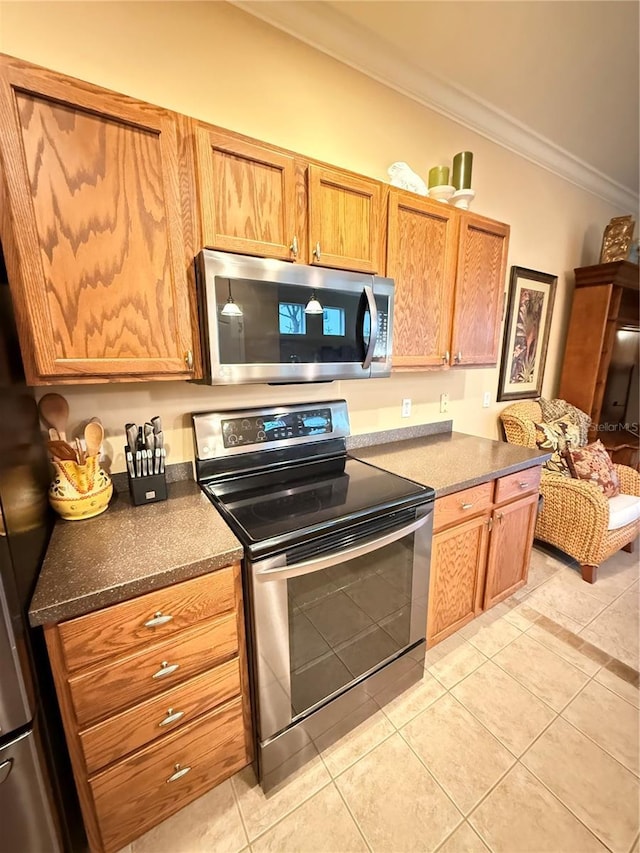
[121,545,640,853]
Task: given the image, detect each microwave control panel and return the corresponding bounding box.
[374,310,389,359]
[221,407,333,448]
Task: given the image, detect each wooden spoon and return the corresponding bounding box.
[47,440,78,462]
[84,420,104,458]
[38,394,70,441]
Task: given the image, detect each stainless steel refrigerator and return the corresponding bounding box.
[0,248,82,851]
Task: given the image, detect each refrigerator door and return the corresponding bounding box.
[0,518,33,735]
[0,726,61,852]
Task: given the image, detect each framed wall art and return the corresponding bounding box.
[497,266,557,402]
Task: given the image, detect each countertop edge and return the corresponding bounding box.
[433,454,551,497]
[28,545,244,628]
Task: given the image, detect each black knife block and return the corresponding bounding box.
[124,447,167,506]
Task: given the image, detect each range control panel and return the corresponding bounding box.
[221,408,333,449]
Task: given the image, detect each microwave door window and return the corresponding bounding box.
[215,276,367,365]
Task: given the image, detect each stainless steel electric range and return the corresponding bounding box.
[193,400,434,790]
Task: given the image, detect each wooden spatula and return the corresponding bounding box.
[47,440,78,462]
[39,394,70,441]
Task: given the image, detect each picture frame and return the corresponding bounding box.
[497,266,557,402]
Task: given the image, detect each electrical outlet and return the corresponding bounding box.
[483,391,491,408]
[440,393,449,414]
[401,398,412,418]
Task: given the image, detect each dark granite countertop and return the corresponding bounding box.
[29,479,242,627]
[349,431,550,496]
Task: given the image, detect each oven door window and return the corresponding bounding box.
[215,276,369,365]
[251,510,429,742]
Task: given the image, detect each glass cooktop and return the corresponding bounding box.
[203,456,433,549]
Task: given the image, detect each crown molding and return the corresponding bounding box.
[233,0,638,212]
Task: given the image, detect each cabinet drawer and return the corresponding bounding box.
[91,696,247,853]
[495,467,541,505]
[433,482,494,531]
[69,614,238,727]
[79,657,241,775]
[58,567,237,673]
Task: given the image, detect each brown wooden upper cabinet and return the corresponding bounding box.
[0,55,195,383]
[450,213,510,366]
[386,190,459,368]
[307,165,382,273]
[194,126,298,261]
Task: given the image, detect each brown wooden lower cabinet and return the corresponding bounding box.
[427,467,541,646]
[44,564,253,853]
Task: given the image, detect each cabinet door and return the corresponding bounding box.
[0,57,194,381]
[450,213,509,366]
[195,127,298,261]
[427,513,490,647]
[308,165,382,273]
[483,493,538,609]
[387,190,459,368]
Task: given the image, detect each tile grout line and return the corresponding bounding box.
[229,776,252,851]
[330,778,374,853]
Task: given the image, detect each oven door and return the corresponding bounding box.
[248,504,432,744]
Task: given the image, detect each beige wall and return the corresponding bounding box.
[0,1,624,473]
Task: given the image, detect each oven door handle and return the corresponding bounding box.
[254,512,430,582]
[361,285,378,370]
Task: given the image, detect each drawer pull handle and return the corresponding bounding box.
[496,512,504,523]
[312,241,321,261]
[159,708,184,728]
[167,763,191,783]
[152,661,180,679]
[518,481,529,488]
[144,611,174,628]
[461,502,473,510]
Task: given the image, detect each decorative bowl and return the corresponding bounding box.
[450,188,476,209]
[48,456,113,521]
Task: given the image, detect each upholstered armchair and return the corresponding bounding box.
[500,400,640,583]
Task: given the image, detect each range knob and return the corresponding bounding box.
[241,419,251,429]
[256,417,264,428]
[228,434,238,445]
[257,430,266,441]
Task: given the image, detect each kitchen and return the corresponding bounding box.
[0,3,638,853]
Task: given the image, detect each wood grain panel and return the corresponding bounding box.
[387,190,459,368]
[91,697,247,853]
[483,493,538,609]
[433,481,494,532]
[58,567,236,673]
[69,614,238,727]
[428,513,490,646]
[0,55,193,381]
[44,624,106,853]
[195,126,297,260]
[451,213,509,365]
[558,285,611,417]
[79,658,240,775]
[494,466,541,505]
[308,165,381,273]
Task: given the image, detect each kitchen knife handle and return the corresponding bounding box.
[144,611,173,628]
[152,661,180,679]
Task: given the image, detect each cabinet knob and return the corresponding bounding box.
[454,351,462,363]
[312,241,321,261]
[184,350,194,370]
[144,611,173,629]
[166,763,191,783]
[442,351,450,363]
[496,512,504,523]
[159,708,185,728]
[152,661,180,679]
[290,235,299,257]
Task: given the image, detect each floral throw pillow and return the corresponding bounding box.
[566,440,620,497]
[539,398,591,446]
[533,417,581,476]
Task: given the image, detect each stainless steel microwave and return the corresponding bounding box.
[195,250,394,385]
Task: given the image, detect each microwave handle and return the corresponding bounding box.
[254,512,429,582]
[361,285,379,370]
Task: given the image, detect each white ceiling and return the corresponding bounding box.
[234,0,639,210]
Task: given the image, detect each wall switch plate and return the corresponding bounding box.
[483,391,491,408]
[401,398,412,417]
[440,393,449,414]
